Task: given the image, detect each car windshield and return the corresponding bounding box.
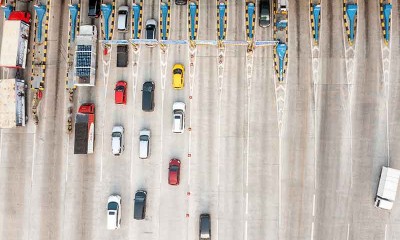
[174,115,181,120]
[170,165,179,172]
[108,202,118,210]
[143,84,153,92]
[116,86,124,91]
[173,69,182,75]
[140,135,149,141]
[112,132,121,137]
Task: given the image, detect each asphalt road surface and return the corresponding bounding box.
[1,0,400,240]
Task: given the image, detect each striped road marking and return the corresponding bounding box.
[187,0,199,41]
[380,0,391,46]
[131,0,143,39]
[343,0,357,46]
[272,0,289,82]
[159,0,171,40]
[309,0,321,45]
[216,0,228,41]
[245,1,255,41]
[30,0,51,90]
[66,0,80,89]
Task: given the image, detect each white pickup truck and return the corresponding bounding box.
[375,166,400,210]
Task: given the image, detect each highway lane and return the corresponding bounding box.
[346,0,389,239]
[280,0,315,239]
[247,2,279,239]
[313,0,352,239]
[387,2,400,239]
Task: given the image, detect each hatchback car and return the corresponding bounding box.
[112,126,124,156]
[172,102,185,133]
[107,195,121,230]
[117,6,129,31]
[134,190,147,220]
[145,19,157,46]
[168,159,181,185]
[115,81,127,104]
[172,64,185,89]
[259,0,271,27]
[142,81,155,112]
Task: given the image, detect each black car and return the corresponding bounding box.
[88,0,101,18]
[199,214,211,239]
[134,190,147,220]
[175,0,187,5]
[259,0,271,27]
[142,81,155,112]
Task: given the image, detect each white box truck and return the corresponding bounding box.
[375,166,400,210]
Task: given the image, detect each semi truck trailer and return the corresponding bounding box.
[74,103,95,154]
[0,11,31,69]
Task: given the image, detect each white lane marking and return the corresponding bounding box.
[245,192,249,214]
[244,220,248,240]
[312,194,316,216]
[0,129,3,164]
[65,135,70,183]
[31,131,37,184]
[311,221,314,240]
[385,224,388,240]
[130,48,140,184]
[159,90,165,184]
[100,45,112,182]
[347,223,350,240]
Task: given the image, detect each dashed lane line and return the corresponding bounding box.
[130,48,140,184]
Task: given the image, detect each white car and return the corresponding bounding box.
[107,195,121,230]
[172,102,185,134]
[112,126,124,156]
[139,129,151,159]
[117,6,129,31]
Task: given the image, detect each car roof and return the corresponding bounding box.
[112,126,124,133]
[146,19,157,26]
[118,6,129,11]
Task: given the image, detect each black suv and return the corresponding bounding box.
[142,81,155,112]
[259,0,271,27]
[175,0,187,5]
[134,190,147,220]
[88,0,101,18]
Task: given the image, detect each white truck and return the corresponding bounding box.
[0,78,26,128]
[0,11,31,69]
[73,25,97,86]
[375,166,400,210]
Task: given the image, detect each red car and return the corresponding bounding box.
[115,81,127,104]
[168,159,181,185]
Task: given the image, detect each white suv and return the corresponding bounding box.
[107,195,121,230]
[173,102,185,134]
[112,126,124,156]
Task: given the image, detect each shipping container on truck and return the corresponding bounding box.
[0,11,31,69]
[74,103,95,154]
[375,166,400,210]
[73,25,97,86]
[0,78,26,128]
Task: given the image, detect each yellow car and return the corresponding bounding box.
[172,64,185,89]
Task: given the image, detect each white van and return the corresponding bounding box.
[107,195,121,230]
[117,6,129,32]
[139,129,150,159]
[112,126,124,156]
